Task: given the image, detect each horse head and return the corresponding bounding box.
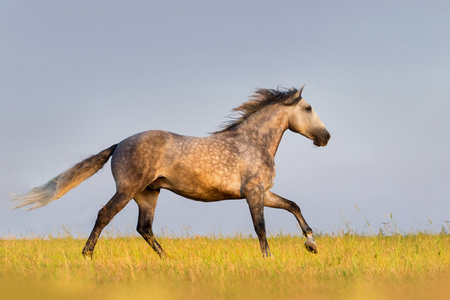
[287,86,331,147]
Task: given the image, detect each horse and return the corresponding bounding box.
[13,85,330,258]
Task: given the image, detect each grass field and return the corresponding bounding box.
[1,233,449,300]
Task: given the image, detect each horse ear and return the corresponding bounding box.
[293,85,305,99]
[298,84,305,98]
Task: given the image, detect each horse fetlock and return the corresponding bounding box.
[151,242,165,257]
[261,247,272,258]
[158,250,167,259]
[82,249,94,259]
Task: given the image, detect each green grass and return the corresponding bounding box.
[1,233,449,300]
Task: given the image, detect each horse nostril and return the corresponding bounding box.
[326,132,331,141]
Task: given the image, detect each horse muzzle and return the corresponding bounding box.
[313,129,331,147]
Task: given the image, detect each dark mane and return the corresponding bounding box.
[213,87,300,134]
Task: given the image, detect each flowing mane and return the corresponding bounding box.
[214,87,301,134]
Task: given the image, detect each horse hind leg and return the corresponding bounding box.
[134,188,165,258]
[82,191,134,258]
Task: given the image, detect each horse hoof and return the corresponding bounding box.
[263,251,273,258]
[304,239,318,254]
[82,250,93,259]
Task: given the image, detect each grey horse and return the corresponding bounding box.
[14,85,330,258]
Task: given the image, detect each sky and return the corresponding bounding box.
[1,0,449,238]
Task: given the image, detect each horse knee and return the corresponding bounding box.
[285,199,301,213]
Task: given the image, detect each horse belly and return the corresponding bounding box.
[152,167,242,201]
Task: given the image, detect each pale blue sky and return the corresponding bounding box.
[1,1,449,237]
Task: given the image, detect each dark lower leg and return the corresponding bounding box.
[140,232,165,257]
[250,212,270,257]
[246,189,271,257]
[137,211,166,257]
[256,229,270,257]
[82,192,132,258]
[135,189,165,257]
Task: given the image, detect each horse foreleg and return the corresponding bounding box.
[134,188,166,258]
[264,191,317,253]
[245,186,271,257]
[82,191,133,258]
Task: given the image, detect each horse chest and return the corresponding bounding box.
[239,152,276,190]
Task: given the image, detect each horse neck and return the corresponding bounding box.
[235,105,289,157]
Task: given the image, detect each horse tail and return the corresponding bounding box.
[13,144,118,210]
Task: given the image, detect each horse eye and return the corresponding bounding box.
[306,106,312,111]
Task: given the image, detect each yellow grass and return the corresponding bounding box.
[1,233,449,300]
